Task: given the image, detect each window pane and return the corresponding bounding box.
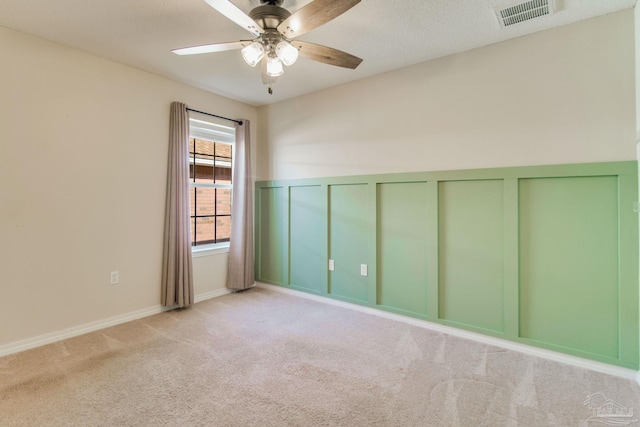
[195,188,215,216]
[214,166,232,184]
[195,138,214,157]
[216,188,231,215]
[195,217,215,245]
[194,162,214,184]
[215,142,232,160]
[192,138,215,184]
[216,216,231,242]
[190,217,195,244]
[189,188,196,216]
[214,142,232,184]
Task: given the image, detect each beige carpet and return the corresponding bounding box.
[1,287,638,426]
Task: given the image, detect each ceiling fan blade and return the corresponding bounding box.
[172,41,246,56]
[292,41,362,69]
[204,0,264,37]
[277,0,360,38]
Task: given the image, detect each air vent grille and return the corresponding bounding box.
[496,0,554,27]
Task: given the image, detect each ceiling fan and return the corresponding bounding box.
[172,0,363,94]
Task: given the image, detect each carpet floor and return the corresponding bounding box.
[1,287,638,426]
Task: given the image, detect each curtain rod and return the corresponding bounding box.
[186,108,243,126]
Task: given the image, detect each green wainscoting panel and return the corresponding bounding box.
[618,172,640,366]
[377,182,429,316]
[255,161,639,369]
[257,186,287,285]
[329,184,369,303]
[502,179,520,338]
[519,176,619,358]
[289,185,325,294]
[438,180,505,333]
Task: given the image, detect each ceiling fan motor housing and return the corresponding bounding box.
[260,0,284,6]
[250,5,291,30]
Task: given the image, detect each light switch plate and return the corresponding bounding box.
[360,264,368,276]
[329,259,335,271]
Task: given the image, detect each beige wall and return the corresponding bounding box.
[0,26,257,346]
[258,10,636,180]
[1,8,636,349]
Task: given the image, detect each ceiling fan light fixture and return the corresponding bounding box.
[241,42,265,67]
[275,40,298,66]
[266,55,284,77]
[173,0,364,88]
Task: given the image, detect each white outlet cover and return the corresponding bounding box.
[360,264,368,277]
[328,259,335,271]
[110,271,119,284]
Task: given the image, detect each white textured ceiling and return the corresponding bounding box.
[0,0,635,106]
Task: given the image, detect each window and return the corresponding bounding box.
[188,114,235,250]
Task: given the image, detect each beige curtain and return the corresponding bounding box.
[227,120,255,290]
[161,102,194,307]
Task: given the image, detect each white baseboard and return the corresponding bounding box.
[0,287,232,358]
[195,288,232,303]
[256,282,640,384]
[0,305,165,358]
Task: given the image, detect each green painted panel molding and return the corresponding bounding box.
[255,162,639,369]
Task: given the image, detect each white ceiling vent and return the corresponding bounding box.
[495,0,555,28]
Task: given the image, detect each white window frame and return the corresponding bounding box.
[188,113,236,256]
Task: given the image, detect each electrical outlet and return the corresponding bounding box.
[328,259,335,271]
[110,271,119,284]
[360,264,368,277]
